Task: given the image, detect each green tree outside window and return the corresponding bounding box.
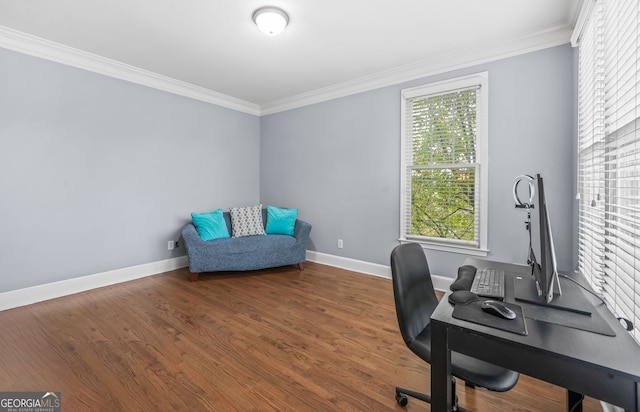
[408,88,478,242]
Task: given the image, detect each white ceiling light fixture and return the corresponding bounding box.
[252,6,289,36]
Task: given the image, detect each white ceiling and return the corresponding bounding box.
[0,0,582,113]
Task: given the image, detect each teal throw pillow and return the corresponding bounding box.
[265,206,298,236]
[191,209,230,241]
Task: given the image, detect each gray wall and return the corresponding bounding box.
[260,44,576,278]
[0,48,260,293]
[0,43,576,293]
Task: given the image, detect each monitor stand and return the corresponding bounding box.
[513,276,592,316]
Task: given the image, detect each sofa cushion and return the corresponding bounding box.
[230,204,266,237]
[191,209,230,241]
[266,206,298,236]
[218,233,297,255]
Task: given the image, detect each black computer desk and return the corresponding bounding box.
[430,259,640,412]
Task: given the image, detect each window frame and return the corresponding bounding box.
[400,72,489,256]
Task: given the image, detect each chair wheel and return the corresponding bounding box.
[396,392,408,407]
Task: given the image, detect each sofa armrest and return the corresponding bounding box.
[181,223,206,251]
[293,219,312,243]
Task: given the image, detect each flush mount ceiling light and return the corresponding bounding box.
[252,6,289,36]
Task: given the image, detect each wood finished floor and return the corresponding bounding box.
[0,262,602,411]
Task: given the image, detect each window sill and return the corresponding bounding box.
[399,238,489,257]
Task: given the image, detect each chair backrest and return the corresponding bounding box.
[390,243,440,346]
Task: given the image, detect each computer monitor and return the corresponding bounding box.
[527,174,561,304]
[514,174,592,316]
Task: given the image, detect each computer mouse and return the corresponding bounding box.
[481,300,517,320]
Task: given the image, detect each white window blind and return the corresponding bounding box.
[577,0,639,343]
[400,73,488,255]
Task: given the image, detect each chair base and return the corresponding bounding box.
[395,377,464,412]
[395,386,431,406]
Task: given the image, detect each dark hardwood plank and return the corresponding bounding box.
[0,262,602,411]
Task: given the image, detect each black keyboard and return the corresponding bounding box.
[470,268,505,300]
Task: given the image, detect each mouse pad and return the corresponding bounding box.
[452,301,528,335]
[513,277,616,337]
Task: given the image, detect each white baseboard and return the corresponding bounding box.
[0,256,189,312]
[306,250,453,292]
[1,252,454,312]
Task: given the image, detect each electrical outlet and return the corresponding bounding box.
[168,240,175,250]
[337,239,343,249]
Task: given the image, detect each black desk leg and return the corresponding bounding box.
[431,321,452,412]
[568,390,583,412]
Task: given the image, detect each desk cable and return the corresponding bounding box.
[558,274,634,332]
[557,274,606,305]
[568,394,585,412]
[513,175,536,265]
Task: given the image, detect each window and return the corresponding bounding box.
[575,0,639,343]
[400,73,488,255]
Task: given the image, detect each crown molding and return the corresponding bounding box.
[260,23,574,115]
[0,26,261,116]
[1,23,573,118]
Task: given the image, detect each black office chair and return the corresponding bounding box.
[390,243,519,411]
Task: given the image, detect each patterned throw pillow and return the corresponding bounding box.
[229,204,266,237]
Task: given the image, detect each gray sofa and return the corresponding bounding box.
[181,209,312,281]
